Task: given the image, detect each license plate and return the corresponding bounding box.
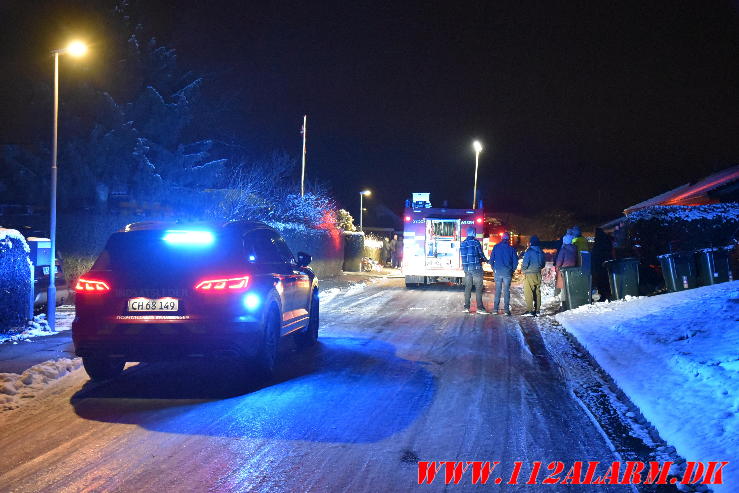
[127,297,179,312]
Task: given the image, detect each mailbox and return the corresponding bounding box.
[27,237,52,266]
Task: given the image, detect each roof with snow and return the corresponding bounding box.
[624,164,739,214]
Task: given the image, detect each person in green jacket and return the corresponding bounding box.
[520,235,546,316]
[571,226,590,254]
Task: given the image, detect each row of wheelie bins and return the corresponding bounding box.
[561,246,735,310]
[657,247,734,293]
[561,252,641,310]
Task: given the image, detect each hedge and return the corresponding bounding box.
[625,204,739,262]
[0,229,31,333]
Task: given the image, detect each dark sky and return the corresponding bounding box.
[2,1,739,220]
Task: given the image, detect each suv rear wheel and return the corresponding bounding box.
[82,357,125,381]
[295,290,319,349]
[253,306,280,379]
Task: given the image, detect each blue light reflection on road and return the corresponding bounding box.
[72,337,436,443]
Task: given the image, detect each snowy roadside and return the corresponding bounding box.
[0,306,75,345]
[0,358,82,411]
[318,269,400,306]
[555,281,739,492]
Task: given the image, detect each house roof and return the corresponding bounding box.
[624,164,739,214]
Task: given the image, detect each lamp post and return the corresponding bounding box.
[359,190,371,231]
[472,140,483,209]
[48,40,87,330]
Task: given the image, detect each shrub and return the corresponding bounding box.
[0,229,31,333]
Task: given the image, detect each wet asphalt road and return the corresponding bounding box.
[0,278,635,492]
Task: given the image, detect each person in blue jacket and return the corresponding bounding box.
[459,227,489,314]
[491,232,518,315]
[520,235,547,316]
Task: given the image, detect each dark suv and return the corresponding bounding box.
[72,221,319,381]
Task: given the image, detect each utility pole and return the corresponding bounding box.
[301,115,307,197]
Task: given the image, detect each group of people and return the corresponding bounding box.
[554,226,615,306]
[460,224,612,315]
[380,234,402,269]
[460,227,546,316]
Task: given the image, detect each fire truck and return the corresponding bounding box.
[401,193,486,287]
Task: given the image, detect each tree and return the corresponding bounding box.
[0,2,227,212]
[336,209,357,231]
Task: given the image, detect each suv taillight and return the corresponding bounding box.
[75,278,111,293]
[194,275,250,292]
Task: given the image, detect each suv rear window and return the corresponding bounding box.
[93,229,243,275]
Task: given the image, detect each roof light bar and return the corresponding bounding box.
[162,230,215,246]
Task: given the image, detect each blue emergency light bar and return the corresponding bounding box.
[162,230,215,246]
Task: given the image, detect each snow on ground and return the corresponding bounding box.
[556,281,739,491]
[0,358,82,411]
[0,306,75,344]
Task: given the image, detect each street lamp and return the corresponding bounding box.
[359,190,371,231]
[47,40,87,330]
[472,140,483,209]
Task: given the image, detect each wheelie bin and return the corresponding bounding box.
[695,247,733,286]
[561,266,592,310]
[657,252,698,292]
[603,258,640,300]
[343,232,364,272]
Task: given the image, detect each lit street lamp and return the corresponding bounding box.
[472,140,483,209]
[359,190,371,231]
[47,40,87,330]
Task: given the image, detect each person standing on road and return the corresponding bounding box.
[389,234,400,268]
[491,232,517,315]
[381,238,390,267]
[520,235,546,316]
[460,227,489,314]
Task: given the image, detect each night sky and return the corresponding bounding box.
[2,1,739,221]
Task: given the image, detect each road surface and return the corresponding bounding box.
[0,278,660,492]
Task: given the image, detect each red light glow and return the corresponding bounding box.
[405,215,411,222]
[476,217,483,224]
[195,275,250,292]
[75,278,110,293]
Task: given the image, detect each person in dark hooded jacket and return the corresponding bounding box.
[591,228,614,300]
[521,235,546,316]
[491,232,518,315]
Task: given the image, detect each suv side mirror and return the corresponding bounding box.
[296,251,312,267]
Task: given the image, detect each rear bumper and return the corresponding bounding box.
[72,316,263,361]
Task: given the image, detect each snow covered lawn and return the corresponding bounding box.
[556,281,739,491]
[0,306,75,344]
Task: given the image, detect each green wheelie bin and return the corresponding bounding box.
[561,266,592,310]
[603,258,640,300]
[695,247,733,286]
[343,232,364,272]
[657,252,698,292]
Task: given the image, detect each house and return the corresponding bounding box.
[623,164,739,214]
[603,164,739,235]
